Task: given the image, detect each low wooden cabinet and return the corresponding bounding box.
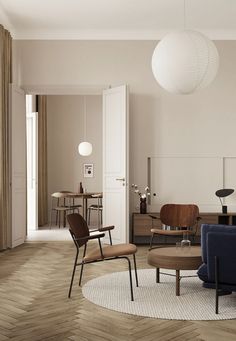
[131,212,236,244]
[132,213,158,238]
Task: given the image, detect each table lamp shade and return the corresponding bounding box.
[215,188,234,214]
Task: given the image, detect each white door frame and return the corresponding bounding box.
[22,84,108,95]
[26,111,38,231]
[9,84,27,247]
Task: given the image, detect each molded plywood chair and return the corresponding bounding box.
[149,204,200,249]
[67,213,138,300]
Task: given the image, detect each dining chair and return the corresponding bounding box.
[87,193,103,226]
[149,204,200,249]
[64,191,82,214]
[67,213,138,301]
[49,191,82,228]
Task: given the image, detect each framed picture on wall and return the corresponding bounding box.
[83,163,94,178]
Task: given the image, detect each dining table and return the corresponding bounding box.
[66,192,102,222]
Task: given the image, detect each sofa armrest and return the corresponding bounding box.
[207,232,236,284]
[201,224,236,264]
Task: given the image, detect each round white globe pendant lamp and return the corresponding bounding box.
[78,96,93,156]
[78,141,92,156]
[152,30,219,94]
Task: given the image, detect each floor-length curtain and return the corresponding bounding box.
[0,25,12,250]
[38,95,48,227]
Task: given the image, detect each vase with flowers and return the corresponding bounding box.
[131,184,151,214]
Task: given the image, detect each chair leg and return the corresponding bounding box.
[149,233,155,250]
[68,249,79,298]
[125,257,134,301]
[215,256,219,314]
[56,211,58,226]
[79,262,85,286]
[59,211,61,228]
[50,210,53,229]
[88,208,91,225]
[156,268,160,283]
[108,230,112,245]
[63,211,66,228]
[133,254,138,287]
[79,244,87,286]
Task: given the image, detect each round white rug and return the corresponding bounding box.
[82,269,236,320]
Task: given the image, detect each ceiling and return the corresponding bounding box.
[0,0,236,40]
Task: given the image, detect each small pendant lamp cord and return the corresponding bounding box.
[84,95,87,141]
[183,0,186,30]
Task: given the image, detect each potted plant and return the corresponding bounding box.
[131,184,151,214]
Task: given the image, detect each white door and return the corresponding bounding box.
[103,85,129,244]
[26,112,38,230]
[9,84,27,247]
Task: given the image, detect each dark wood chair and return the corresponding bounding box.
[149,204,200,249]
[87,193,103,226]
[67,213,138,300]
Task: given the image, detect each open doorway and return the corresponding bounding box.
[24,85,129,244]
[26,93,103,241]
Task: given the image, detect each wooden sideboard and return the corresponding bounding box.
[131,212,236,244]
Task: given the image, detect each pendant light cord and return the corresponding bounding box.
[183,0,186,30]
[84,95,87,141]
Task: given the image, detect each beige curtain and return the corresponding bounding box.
[38,95,48,227]
[0,25,12,250]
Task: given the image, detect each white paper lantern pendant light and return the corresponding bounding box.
[78,141,92,156]
[152,1,219,94]
[78,96,93,156]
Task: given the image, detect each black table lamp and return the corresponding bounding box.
[215,189,234,214]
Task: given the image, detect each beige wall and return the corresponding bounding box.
[47,95,102,219]
[13,40,236,212]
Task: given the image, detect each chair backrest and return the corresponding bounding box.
[67,213,89,247]
[51,192,71,199]
[160,204,199,228]
[91,193,103,198]
[92,193,103,205]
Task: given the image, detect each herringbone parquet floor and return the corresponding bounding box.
[0,241,235,341]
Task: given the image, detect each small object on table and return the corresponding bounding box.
[140,197,147,214]
[79,182,84,193]
[181,232,191,248]
[131,184,150,214]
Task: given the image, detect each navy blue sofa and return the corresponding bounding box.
[197,224,236,313]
